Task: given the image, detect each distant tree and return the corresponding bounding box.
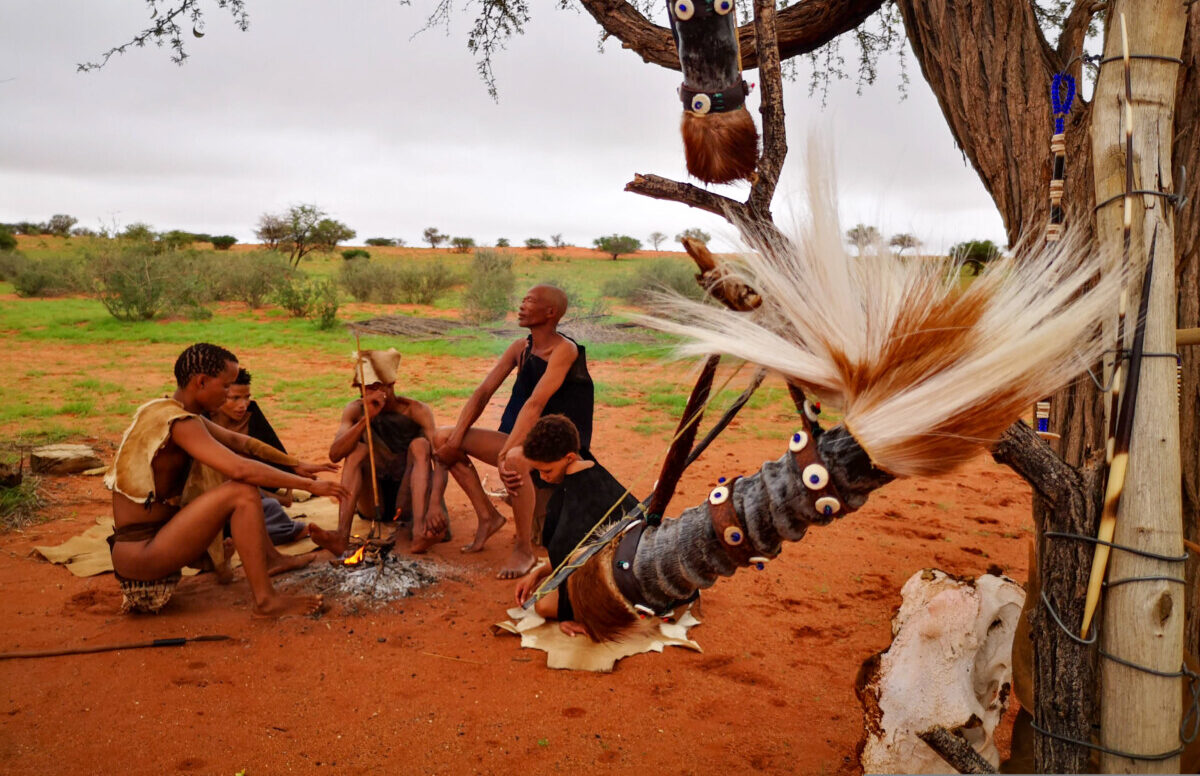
[13,222,42,236]
[121,222,156,242]
[159,230,197,250]
[889,233,922,255]
[845,223,882,253]
[593,234,641,260]
[211,235,238,250]
[341,248,370,260]
[495,237,510,248]
[45,214,78,237]
[254,213,289,251]
[550,233,566,248]
[949,239,1002,274]
[675,228,710,245]
[525,238,547,249]
[648,231,667,250]
[394,238,407,247]
[71,226,98,238]
[365,237,396,247]
[310,218,356,255]
[451,236,476,253]
[0,226,16,252]
[423,227,448,249]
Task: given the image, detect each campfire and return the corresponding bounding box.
[278,534,440,612]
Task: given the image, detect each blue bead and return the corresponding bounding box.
[823,505,832,515]
[755,563,764,571]
[718,476,726,484]
[731,531,741,542]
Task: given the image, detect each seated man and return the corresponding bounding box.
[105,342,348,617]
[433,284,594,579]
[210,367,316,547]
[513,415,638,637]
[328,348,440,555]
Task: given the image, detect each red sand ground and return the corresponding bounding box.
[0,340,1032,775]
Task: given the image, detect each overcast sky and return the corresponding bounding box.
[0,0,1008,253]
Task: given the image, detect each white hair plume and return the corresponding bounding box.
[643,141,1122,477]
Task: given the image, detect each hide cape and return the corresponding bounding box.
[668,0,758,184]
[564,144,1124,642]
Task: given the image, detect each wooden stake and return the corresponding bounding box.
[353,328,384,540]
[1089,6,1186,772]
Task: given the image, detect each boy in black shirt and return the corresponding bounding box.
[513,415,638,637]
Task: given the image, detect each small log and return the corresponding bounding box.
[1179,327,1200,347]
[29,444,102,475]
[917,726,998,774]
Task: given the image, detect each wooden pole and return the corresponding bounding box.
[353,329,384,540]
[1090,5,1187,771]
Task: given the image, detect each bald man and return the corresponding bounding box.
[432,284,594,578]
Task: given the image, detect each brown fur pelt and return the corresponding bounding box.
[566,543,638,642]
[681,108,759,185]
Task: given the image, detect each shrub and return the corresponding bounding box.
[339,260,399,303]
[524,238,547,249]
[0,250,23,280]
[675,228,711,245]
[341,248,371,261]
[538,250,557,262]
[0,226,16,252]
[550,233,566,248]
[121,223,157,242]
[450,237,475,254]
[365,238,396,247]
[275,273,316,317]
[593,234,641,260]
[495,238,510,248]
[90,245,190,320]
[950,239,1002,274]
[601,258,704,305]
[12,256,89,298]
[463,249,515,324]
[159,230,197,250]
[311,279,340,329]
[211,235,238,250]
[215,252,292,308]
[396,262,456,305]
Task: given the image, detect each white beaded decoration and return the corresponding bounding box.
[802,463,829,490]
[788,430,808,452]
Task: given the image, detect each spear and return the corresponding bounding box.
[352,327,383,541]
[0,634,231,660]
[1081,225,1157,636]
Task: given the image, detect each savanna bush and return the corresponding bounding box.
[11,255,90,298]
[396,262,456,305]
[210,235,238,250]
[601,259,704,305]
[214,252,292,308]
[275,273,317,317]
[462,249,515,324]
[341,248,370,261]
[311,279,340,329]
[0,226,16,252]
[90,245,194,320]
[339,260,399,303]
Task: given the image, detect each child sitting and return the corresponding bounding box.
[513,414,638,637]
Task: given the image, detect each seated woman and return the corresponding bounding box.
[513,414,638,637]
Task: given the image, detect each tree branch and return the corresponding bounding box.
[748,0,786,220]
[918,726,998,774]
[990,420,1082,506]
[1055,1,1104,70]
[577,0,886,71]
[624,173,748,220]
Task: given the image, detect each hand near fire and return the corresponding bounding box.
[308,479,350,503]
[293,460,339,478]
[514,562,550,607]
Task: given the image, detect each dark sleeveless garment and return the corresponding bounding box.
[499,335,594,454]
[543,462,640,622]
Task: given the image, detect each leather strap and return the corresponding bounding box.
[679,79,749,114]
[707,476,759,566]
[788,428,845,522]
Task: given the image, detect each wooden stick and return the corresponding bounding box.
[420,651,485,666]
[0,635,231,660]
[353,328,384,539]
[917,726,997,774]
[1178,327,1200,347]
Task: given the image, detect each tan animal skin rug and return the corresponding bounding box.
[33,496,370,578]
[493,602,702,672]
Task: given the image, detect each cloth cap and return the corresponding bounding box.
[352,348,402,387]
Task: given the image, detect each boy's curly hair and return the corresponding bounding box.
[522,414,580,463]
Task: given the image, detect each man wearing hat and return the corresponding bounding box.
[327,348,441,555]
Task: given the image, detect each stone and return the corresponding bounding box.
[30,444,103,475]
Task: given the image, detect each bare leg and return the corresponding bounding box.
[110,481,321,617]
[331,442,370,556]
[498,445,537,580]
[451,429,509,554]
[407,439,443,553]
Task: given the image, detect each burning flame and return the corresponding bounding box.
[342,546,366,566]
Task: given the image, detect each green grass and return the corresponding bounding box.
[0,476,43,531]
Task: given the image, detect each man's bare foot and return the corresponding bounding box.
[461,509,505,554]
[265,553,313,576]
[252,593,324,619]
[409,532,441,554]
[308,525,344,555]
[215,538,235,585]
[496,546,537,580]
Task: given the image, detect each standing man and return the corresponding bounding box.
[432,285,594,579]
[328,349,440,555]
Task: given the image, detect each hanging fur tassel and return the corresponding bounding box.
[563,140,1124,642]
[670,0,759,184]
